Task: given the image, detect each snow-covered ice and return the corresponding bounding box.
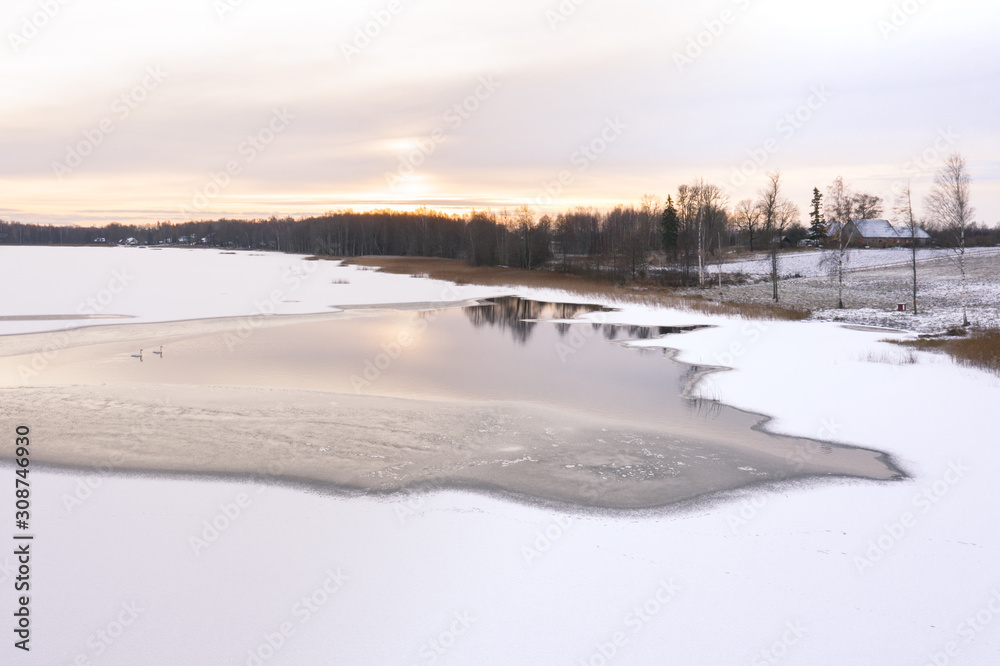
[0,246,506,336]
[1,247,998,664]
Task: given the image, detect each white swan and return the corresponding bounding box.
[152,346,163,356]
[131,349,143,359]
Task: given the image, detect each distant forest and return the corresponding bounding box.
[2,191,998,286]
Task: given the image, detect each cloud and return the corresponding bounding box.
[2,0,998,225]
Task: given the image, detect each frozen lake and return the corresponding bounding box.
[1,247,997,664]
[2,296,900,510]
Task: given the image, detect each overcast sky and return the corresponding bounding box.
[2,0,998,227]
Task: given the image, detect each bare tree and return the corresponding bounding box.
[852,192,884,220]
[692,179,708,287]
[734,199,762,251]
[497,208,512,265]
[514,205,534,269]
[555,206,600,260]
[692,180,728,287]
[756,171,796,302]
[715,228,725,290]
[925,153,975,327]
[823,176,857,309]
[639,193,662,254]
[675,184,695,281]
[893,182,919,315]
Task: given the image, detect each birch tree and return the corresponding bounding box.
[692,179,708,287]
[893,182,920,314]
[925,154,974,327]
[823,176,857,309]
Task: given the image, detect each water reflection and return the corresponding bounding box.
[6,297,717,434]
[464,297,608,345]
[466,296,704,345]
[2,294,901,507]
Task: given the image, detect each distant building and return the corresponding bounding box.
[838,219,932,247]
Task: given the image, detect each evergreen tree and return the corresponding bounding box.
[661,195,679,256]
[808,187,826,242]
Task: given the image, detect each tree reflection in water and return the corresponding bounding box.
[464,296,703,345]
[463,297,607,345]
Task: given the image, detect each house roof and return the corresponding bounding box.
[897,226,932,240]
[849,219,931,240]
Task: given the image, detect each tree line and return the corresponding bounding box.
[1,158,995,294]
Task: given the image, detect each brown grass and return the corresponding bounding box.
[891,328,1000,375]
[313,255,811,321]
[860,349,918,366]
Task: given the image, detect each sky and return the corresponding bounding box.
[1,0,998,228]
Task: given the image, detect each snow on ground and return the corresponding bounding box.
[2,247,999,664]
[707,246,1000,280]
[692,248,1000,334]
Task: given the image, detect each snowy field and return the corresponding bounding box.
[1,247,999,664]
[695,247,1000,334]
[707,246,1000,280]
